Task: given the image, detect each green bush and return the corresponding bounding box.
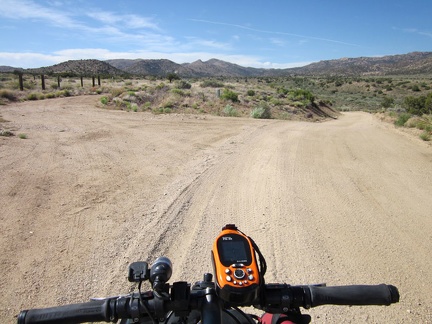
[404,93,432,115]
[247,90,256,96]
[27,93,38,100]
[175,80,192,89]
[288,89,315,103]
[394,113,411,127]
[221,88,239,102]
[381,96,394,108]
[200,80,224,88]
[0,90,17,101]
[171,88,185,96]
[251,103,271,119]
[100,96,109,105]
[420,131,431,141]
[223,104,239,117]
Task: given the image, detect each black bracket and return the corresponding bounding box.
[128,262,150,282]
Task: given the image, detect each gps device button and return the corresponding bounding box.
[226,275,232,282]
[234,269,245,279]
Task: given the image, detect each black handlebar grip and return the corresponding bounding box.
[17,299,111,324]
[308,284,399,308]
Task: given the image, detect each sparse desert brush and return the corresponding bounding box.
[171,88,185,96]
[0,89,17,101]
[111,87,125,97]
[419,131,431,141]
[394,113,411,127]
[100,96,109,105]
[27,93,39,100]
[223,104,239,117]
[200,80,224,88]
[175,80,192,89]
[221,88,239,102]
[0,130,14,137]
[251,102,271,119]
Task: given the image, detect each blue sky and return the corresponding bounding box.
[0,0,431,69]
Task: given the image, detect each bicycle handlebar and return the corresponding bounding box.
[308,284,399,307]
[17,283,399,324]
[17,299,111,324]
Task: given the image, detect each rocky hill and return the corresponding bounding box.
[26,59,126,76]
[289,52,432,76]
[3,52,432,77]
[105,52,432,77]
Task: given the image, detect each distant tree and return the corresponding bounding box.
[167,73,180,83]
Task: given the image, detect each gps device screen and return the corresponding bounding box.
[217,235,252,266]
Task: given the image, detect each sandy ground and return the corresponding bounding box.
[1,96,431,323]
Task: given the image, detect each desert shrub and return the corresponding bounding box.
[100,96,109,105]
[411,85,421,92]
[288,89,315,103]
[200,80,224,88]
[171,89,185,96]
[223,104,239,117]
[247,90,256,96]
[18,133,27,139]
[0,90,17,101]
[0,130,14,137]
[221,88,239,102]
[394,113,411,127]
[175,80,192,89]
[63,89,72,97]
[381,96,394,108]
[420,131,431,141]
[111,87,125,97]
[27,93,38,100]
[251,102,271,119]
[403,94,432,116]
[156,82,167,90]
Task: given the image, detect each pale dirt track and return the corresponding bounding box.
[1,96,431,323]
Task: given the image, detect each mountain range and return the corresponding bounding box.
[1,52,432,77]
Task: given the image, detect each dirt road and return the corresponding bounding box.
[1,96,431,323]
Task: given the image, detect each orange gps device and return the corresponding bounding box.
[211,224,261,305]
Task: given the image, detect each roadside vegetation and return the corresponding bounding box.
[1,72,431,140]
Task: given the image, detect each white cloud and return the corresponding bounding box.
[394,27,432,39]
[189,19,362,47]
[0,0,83,29]
[86,11,160,31]
[183,37,231,50]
